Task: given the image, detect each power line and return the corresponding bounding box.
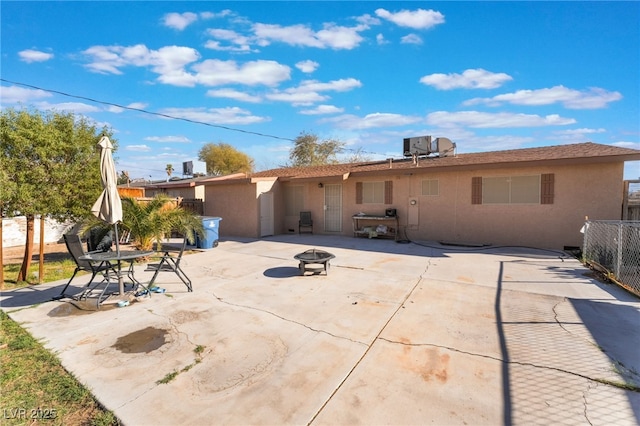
[1,78,295,142]
[1,78,390,158]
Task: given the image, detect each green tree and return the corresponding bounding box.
[198,142,254,176]
[165,164,174,181]
[0,108,110,283]
[289,132,345,166]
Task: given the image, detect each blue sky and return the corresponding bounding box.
[2,1,639,181]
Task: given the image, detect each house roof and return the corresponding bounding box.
[244,142,640,181]
[138,175,212,190]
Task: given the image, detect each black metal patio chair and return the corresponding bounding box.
[299,211,313,234]
[146,237,192,292]
[52,234,118,300]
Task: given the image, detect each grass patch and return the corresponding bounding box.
[3,259,78,289]
[0,310,119,425]
[156,345,206,385]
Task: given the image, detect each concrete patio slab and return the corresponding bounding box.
[2,235,639,425]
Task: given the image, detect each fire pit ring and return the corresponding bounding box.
[294,249,335,275]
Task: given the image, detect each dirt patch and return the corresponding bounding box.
[2,242,71,263]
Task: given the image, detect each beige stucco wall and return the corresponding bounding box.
[204,182,260,238]
[277,162,624,249]
[204,161,624,249]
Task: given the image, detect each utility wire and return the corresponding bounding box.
[1,78,295,142]
[1,78,389,158]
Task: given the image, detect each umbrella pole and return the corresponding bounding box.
[114,224,124,295]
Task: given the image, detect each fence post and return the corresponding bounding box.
[616,222,622,278]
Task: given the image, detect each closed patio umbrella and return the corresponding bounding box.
[91,136,124,293]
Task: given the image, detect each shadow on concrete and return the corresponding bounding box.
[571,298,640,422]
[263,267,301,278]
[496,259,640,425]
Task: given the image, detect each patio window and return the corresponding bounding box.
[471,174,553,204]
[356,181,393,204]
[285,185,304,215]
[421,179,439,196]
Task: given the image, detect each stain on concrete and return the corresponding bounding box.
[113,327,168,353]
[48,303,101,317]
[397,345,450,384]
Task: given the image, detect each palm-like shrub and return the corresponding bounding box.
[120,195,204,251]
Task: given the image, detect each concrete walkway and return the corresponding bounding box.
[2,235,639,425]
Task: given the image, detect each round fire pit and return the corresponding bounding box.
[294,249,335,275]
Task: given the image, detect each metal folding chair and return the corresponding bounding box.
[52,234,118,300]
[299,211,313,234]
[146,237,192,292]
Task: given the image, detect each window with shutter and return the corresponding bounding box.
[356,182,363,204]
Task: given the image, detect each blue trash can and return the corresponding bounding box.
[197,217,222,249]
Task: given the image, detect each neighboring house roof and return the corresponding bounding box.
[243,142,640,182]
[142,175,212,190]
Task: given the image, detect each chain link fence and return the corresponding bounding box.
[582,220,640,297]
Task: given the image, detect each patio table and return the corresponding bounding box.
[78,250,153,307]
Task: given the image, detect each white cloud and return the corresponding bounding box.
[82,45,293,89]
[205,29,254,52]
[376,34,388,45]
[126,145,152,152]
[82,44,200,87]
[266,91,328,106]
[0,85,52,104]
[299,105,344,115]
[108,102,149,113]
[162,12,198,30]
[144,136,191,143]
[297,78,362,93]
[375,8,445,29]
[265,78,361,106]
[158,107,269,125]
[463,85,623,109]
[296,60,319,73]
[420,68,513,90]
[322,112,422,130]
[427,111,576,128]
[36,101,101,113]
[401,34,423,45]
[554,128,606,136]
[193,59,290,87]
[18,49,54,63]
[206,88,263,103]
[252,22,364,49]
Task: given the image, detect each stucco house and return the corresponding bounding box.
[202,142,640,250]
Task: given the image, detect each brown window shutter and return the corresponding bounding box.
[356,182,363,204]
[384,180,393,204]
[471,177,482,204]
[541,173,554,204]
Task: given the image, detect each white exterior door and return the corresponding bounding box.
[259,192,274,237]
[324,184,342,232]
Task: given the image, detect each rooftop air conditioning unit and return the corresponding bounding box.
[403,136,433,157]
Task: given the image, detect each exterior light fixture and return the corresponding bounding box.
[318,183,323,188]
